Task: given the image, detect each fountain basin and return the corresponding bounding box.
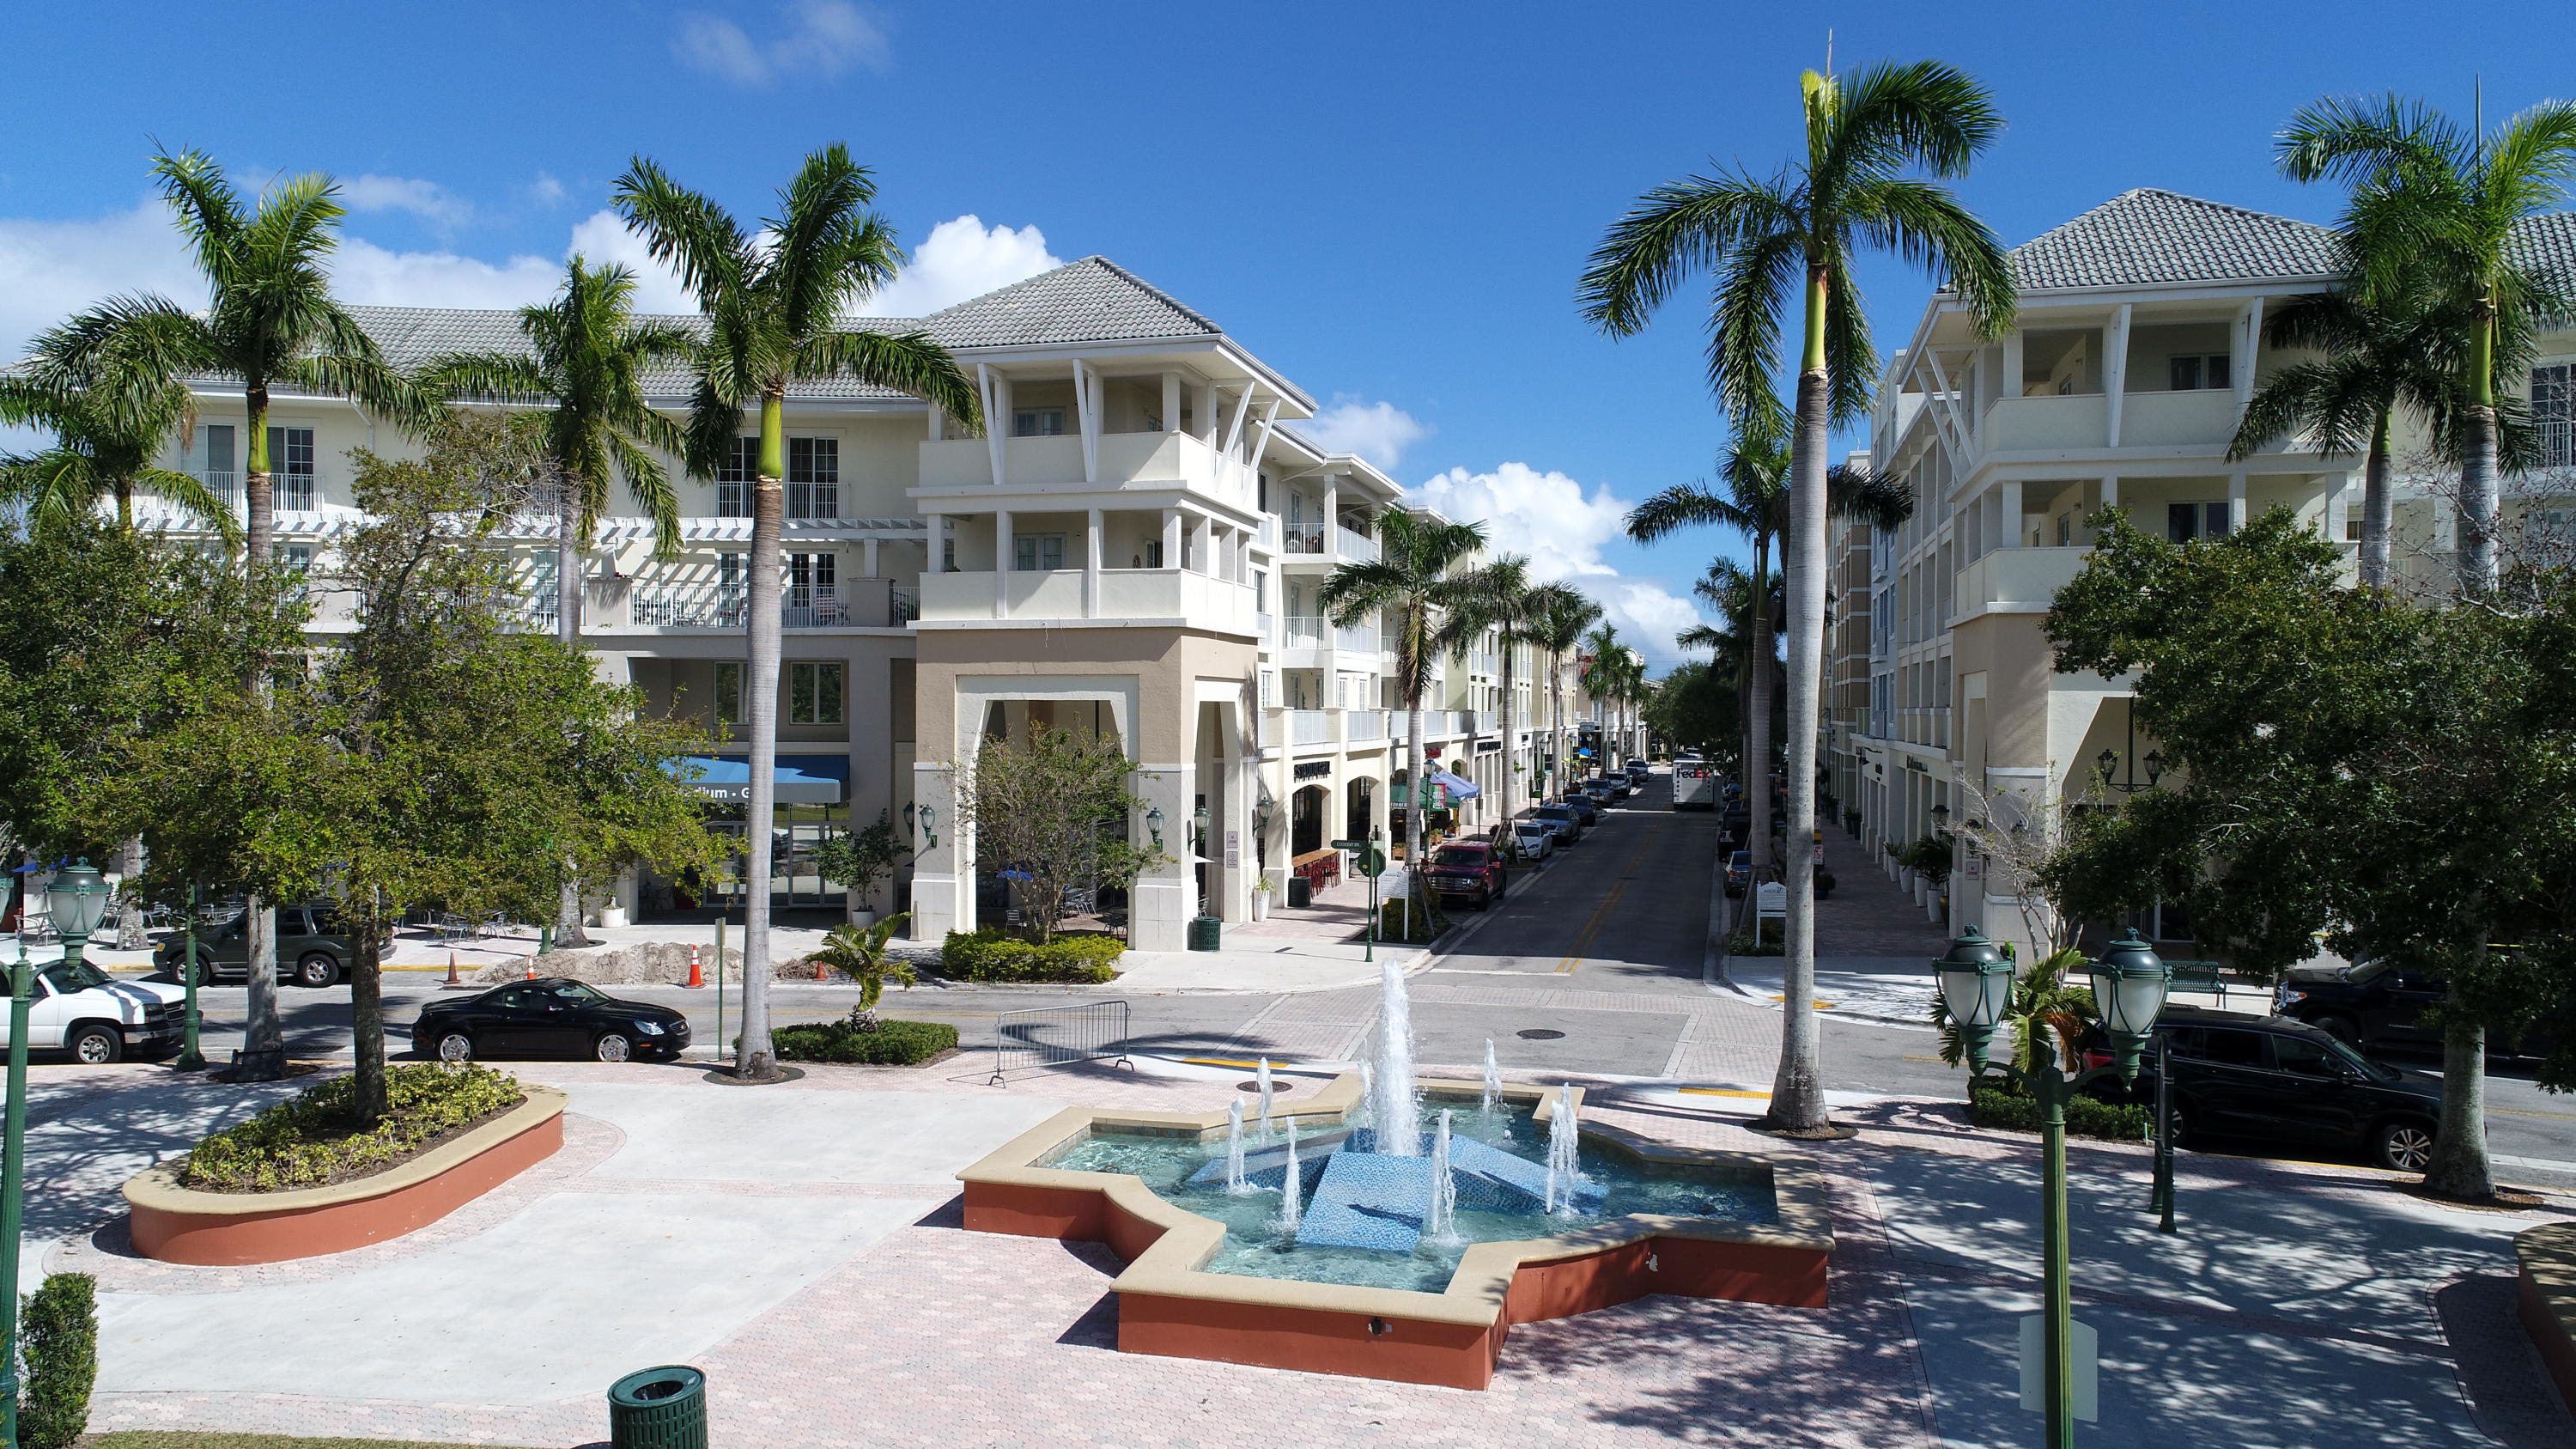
[956,1075,1832,1389]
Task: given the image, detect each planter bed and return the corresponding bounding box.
[125,1085,567,1265]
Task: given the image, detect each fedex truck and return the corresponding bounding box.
[1672,762,1719,811]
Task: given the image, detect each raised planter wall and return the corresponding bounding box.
[2518,1222,2576,1409]
[125,1085,568,1266]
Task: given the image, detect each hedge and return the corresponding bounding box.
[772,1018,959,1065]
[1376,894,1449,944]
[940,929,1122,983]
[180,1064,526,1192]
[21,1271,98,1449]
[1968,1082,2151,1141]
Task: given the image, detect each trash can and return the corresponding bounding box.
[1188,914,1223,952]
[1286,875,1313,909]
[609,1364,708,1449]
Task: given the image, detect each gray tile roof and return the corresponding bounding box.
[920,256,1223,348]
[338,305,921,401]
[2008,189,2342,291]
[2509,211,2576,285]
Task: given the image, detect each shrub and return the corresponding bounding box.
[180,1063,526,1191]
[772,1016,959,1065]
[1377,892,1449,944]
[1967,1082,2150,1142]
[940,928,1122,983]
[20,1271,98,1449]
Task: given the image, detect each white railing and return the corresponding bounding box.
[1335,525,1378,563]
[1285,614,1328,649]
[1289,709,1333,746]
[1345,709,1385,742]
[1257,611,1276,642]
[1475,709,1498,734]
[632,584,747,629]
[1281,527,1328,556]
[781,583,847,629]
[1336,622,1379,654]
[1256,709,1279,749]
[1257,515,1280,550]
[890,585,919,623]
[1471,652,1499,675]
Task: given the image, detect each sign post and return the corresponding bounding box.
[1331,832,1388,962]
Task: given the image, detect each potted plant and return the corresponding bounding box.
[1250,873,1275,921]
[810,810,911,927]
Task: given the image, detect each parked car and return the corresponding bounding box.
[1559,794,1601,826]
[1625,760,1654,783]
[1722,850,1753,897]
[2279,957,2568,1057]
[155,902,386,988]
[1585,775,1630,801]
[1424,842,1509,910]
[0,955,185,1063]
[2085,1005,2443,1172]
[1533,804,1586,843]
[411,977,693,1063]
[1510,820,1558,861]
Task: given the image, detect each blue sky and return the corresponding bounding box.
[5,0,2567,667]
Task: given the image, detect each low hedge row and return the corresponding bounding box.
[772,1018,959,1065]
[1968,1082,2152,1141]
[1376,895,1449,944]
[180,1064,526,1192]
[940,929,1122,983]
[21,1272,96,1449]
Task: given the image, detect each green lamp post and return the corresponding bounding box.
[3,860,116,1447]
[1936,924,2169,1448]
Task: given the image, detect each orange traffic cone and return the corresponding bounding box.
[684,945,704,989]
[443,950,460,987]
[525,959,538,980]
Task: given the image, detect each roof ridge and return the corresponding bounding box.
[2012,187,2333,255]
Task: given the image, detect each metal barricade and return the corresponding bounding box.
[990,999,1133,1085]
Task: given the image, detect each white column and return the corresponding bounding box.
[2228,472,2248,534]
[927,405,944,442]
[863,536,879,577]
[906,760,968,941]
[2234,297,2266,410]
[2105,303,2132,447]
[2002,330,2026,399]
[1131,764,1196,952]
[977,364,1008,485]
[1074,359,1100,484]
[2001,481,2024,548]
[1084,507,1103,618]
[1161,372,1182,435]
[1197,381,1218,442]
[924,513,945,573]
[1321,478,1340,555]
[2327,475,2354,545]
[2099,475,2118,509]
[994,510,1012,614]
[1161,508,1182,569]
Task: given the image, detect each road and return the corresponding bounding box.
[74,768,2576,1185]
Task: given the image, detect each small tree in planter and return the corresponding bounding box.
[950,726,1168,943]
[811,912,914,1029]
[811,809,909,923]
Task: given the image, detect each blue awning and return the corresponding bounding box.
[666,755,844,806]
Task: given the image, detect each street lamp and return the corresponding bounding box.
[1929,801,1951,834]
[1145,806,1165,852]
[3,861,113,1448]
[917,805,938,851]
[1937,924,2169,1448]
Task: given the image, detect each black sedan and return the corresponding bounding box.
[411,978,691,1063]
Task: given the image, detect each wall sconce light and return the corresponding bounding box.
[1146,806,1165,851]
[919,805,939,850]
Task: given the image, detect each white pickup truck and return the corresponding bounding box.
[0,956,187,1063]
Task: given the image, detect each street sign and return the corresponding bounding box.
[1355,848,1387,878]
[2018,1315,2098,1422]
[1330,839,1366,851]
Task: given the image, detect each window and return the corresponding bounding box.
[1144,540,1163,569]
[278,544,314,573]
[2347,515,2365,541]
[2168,354,2233,392]
[714,661,743,725]
[940,537,956,572]
[788,661,844,725]
[2269,1035,2343,1078]
[264,426,315,510]
[2537,364,2573,467]
[718,552,745,604]
[788,436,838,519]
[2196,1027,2264,1066]
[1013,533,1066,571]
[717,437,756,517]
[1012,407,1066,437]
[204,424,235,492]
[2167,502,2232,543]
[1261,670,1276,708]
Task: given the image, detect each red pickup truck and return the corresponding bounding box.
[1424,842,1509,910]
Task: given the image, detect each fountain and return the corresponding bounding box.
[1274,1125,1302,1233]
[1371,958,1419,1156]
[1357,1062,1375,1130]
[1545,1081,1583,1215]
[1479,1039,1505,1139]
[1426,1110,1459,1245]
[1255,1058,1276,1140]
[1223,1099,1250,1194]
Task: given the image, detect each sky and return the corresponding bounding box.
[4,0,2567,670]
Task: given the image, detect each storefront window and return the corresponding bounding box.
[788,661,844,724]
[714,661,743,725]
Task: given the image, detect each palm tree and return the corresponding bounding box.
[1578,625,1632,769]
[53,147,439,1074]
[1580,60,2014,1135]
[2227,284,2472,589]
[614,143,981,1078]
[1317,508,1490,910]
[1526,585,1603,809]
[0,350,236,542]
[422,257,697,948]
[1688,559,1773,787]
[2278,94,2576,599]
[1433,556,1536,847]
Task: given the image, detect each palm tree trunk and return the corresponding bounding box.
[2360,411,2394,591]
[737,393,787,1076]
[1766,264,1834,1135]
[1498,645,1517,849]
[555,485,592,950]
[1745,543,1775,874]
[2461,309,2500,599]
[240,385,283,1073]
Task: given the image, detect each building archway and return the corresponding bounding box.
[1346,776,1375,843]
[1292,784,1329,857]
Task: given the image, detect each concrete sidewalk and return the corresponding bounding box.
[1110,937,1424,994]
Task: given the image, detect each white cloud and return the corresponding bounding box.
[341,174,473,231]
[564,210,700,313]
[0,202,204,361]
[529,173,568,208]
[328,237,564,310]
[673,1,890,87]
[1297,397,1431,471]
[856,215,1061,317]
[1410,461,1706,668]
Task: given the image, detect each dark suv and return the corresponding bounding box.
[2279,958,2567,1056]
[155,903,380,988]
[2089,1005,2443,1172]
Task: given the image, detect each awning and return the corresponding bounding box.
[1427,766,1483,801]
[666,755,845,806]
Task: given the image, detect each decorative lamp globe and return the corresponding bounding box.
[2085,928,2171,1080]
[46,859,114,941]
[1934,927,2014,1068]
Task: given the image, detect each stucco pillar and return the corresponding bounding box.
[994,510,1013,614]
[1161,508,1182,571]
[1084,508,1103,618]
[1321,479,1340,556]
[924,514,945,574]
[1130,764,1195,952]
[2227,472,2248,534]
[906,759,969,941]
[1162,372,1182,435]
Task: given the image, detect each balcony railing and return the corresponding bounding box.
[1281,527,1329,556]
[1257,610,1276,642]
[1470,652,1499,675]
[1335,622,1379,654]
[632,584,747,629]
[1345,709,1385,742]
[1289,709,1333,746]
[1284,614,1328,649]
[1334,525,1378,563]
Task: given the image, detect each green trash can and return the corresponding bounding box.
[1286,875,1312,909]
[609,1364,708,1449]
[1188,914,1223,952]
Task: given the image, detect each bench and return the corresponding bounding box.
[2164,959,2230,1004]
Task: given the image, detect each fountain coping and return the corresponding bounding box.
[955,1074,1834,1330]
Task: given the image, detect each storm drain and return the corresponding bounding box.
[1516,1028,1566,1040]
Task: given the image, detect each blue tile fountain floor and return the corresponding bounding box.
[1296,1153,1436,1252]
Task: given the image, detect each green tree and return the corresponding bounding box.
[0,323,235,541]
[812,914,916,1017]
[1317,508,1492,905]
[422,255,699,947]
[614,143,981,1078]
[2277,93,2576,597]
[51,146,441,1069]
[112,417,714,1122]
[2042,509,2576,1201]
[1577,624,1641,768]
[1527,584,1604,801]
[1580,59,2014,1134]
[1431,556,1538,841]
[952,726,1164,945]
[1642,660,1739,760]
[808,808,909,922]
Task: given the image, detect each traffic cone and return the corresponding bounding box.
[684,945,704,989]
[525,959,538,980]
[443,950,460,987]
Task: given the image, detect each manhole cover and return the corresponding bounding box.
[1516,1028,1565,1040]
[1238,1081,1292,1093]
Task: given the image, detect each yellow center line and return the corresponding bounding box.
[1552,827,1661,975]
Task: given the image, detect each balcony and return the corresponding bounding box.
[2119,389,2239,448]
[1950,545,2091,626]
[1284,615,1329,650]
[631,584,745,630]
[1288,709,1334,747]
[916,430,1255,510]
[623,578,920,630]
[1336,622,1380,654]
[1983,393,2109,454]
[1335,525,1377,563]
[1345,709,1386,743]
[915,567,1258,636]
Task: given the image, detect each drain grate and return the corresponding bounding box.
[1516,1028,1566,1040]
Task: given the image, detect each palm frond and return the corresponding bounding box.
[1578,169,1801,339]
[612,158,748,310]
